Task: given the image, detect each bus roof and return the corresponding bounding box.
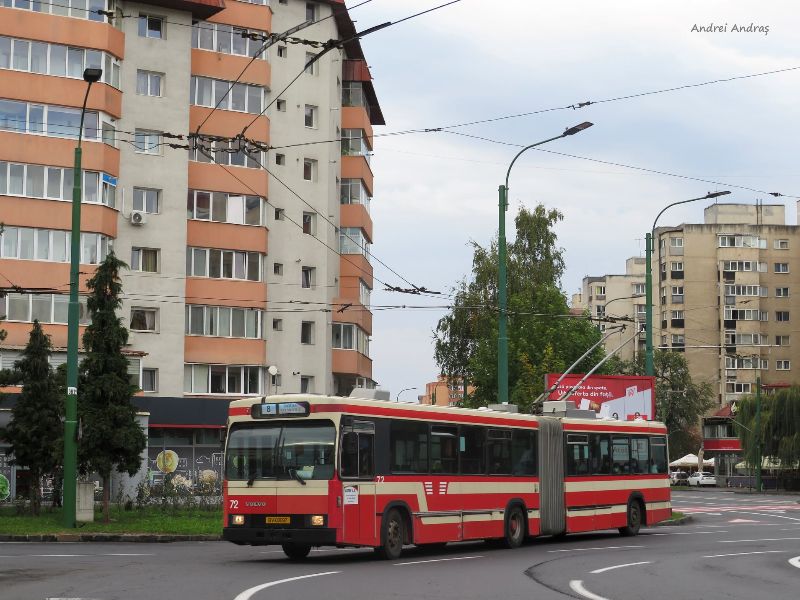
[228,394,667,433]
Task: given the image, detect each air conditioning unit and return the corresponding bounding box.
[130,210,147,225]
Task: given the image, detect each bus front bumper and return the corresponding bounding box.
[223,526,337,546]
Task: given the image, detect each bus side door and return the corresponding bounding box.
[340,423,378,546]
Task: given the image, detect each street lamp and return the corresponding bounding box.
[497,122,594,405]
[396,387,417,402]
[63,67,102,528]
[644,191,730,376]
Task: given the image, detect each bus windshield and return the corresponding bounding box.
[225,420,335,482]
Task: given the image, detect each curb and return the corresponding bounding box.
[0,533,222,543]
[655,515,693,527]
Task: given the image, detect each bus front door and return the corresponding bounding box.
[340,423,378,546]
[342,483,377,545]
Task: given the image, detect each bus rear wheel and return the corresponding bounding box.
[282,543,311,560]
[376,509,405,560]
[503,506,526,549]
[619,500,642,537]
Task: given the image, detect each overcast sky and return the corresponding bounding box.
[347,0,800,401]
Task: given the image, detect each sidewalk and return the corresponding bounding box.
[0,533,221,543]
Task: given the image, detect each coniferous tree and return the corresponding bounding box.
[1,321,62,515]
[78,252,146,522]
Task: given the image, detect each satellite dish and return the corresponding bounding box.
[268,365,278,376]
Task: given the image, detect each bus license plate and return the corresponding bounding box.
[266,516,290,524]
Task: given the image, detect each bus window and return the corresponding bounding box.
[341,421,375,479]
[630,437,649,474]
[612,436,631,474]
[566,434,590,476]
[512,430,536,476]
[488,429,512,475]
[650,436,668,473]
[430,425,458,474]
[390,420,429,473]
[590,434,611,474]
[459,426,485,475]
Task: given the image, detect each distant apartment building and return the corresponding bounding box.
[573,257,647,363]
[419,375,475,407]
[0,0,382,474]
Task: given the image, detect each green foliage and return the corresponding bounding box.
[736,387,800,470]
[611,350,714,459]
[1,321,63,515]
[78,252,146,520]
[434,205,605,413]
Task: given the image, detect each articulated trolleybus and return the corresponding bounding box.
[223,394,671,559]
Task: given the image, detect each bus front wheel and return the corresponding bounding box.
[376,509,405,560]
[282,543,311,560]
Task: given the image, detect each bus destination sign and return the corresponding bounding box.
[251,402,310,419]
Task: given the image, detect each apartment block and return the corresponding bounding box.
[573,257,647,363]
[419,375,475,407]
[0,0,383,468]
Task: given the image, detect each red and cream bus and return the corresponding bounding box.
[223,394,671,559]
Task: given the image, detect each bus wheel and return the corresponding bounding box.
[376,509,404,560]
[503,506,526,549]
[282,543,311,560]
[619,500,642,537]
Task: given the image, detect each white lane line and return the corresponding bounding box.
[590,561,652,574]
[394,555,482,566]
[703,550,786,559]
[233,572,340,600]
[719,537,800,544]
[737,512,800,523]
[789,556,800,569]
[548,545,643,554]
[0,553,153,558]
[569,580,609,600]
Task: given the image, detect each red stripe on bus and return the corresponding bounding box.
[562,423,667,434]
[309,403,540,427]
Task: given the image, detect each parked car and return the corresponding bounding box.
[688,471,716,487]
[670,471,689,486]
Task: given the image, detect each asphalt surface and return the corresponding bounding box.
[1,490,798,600]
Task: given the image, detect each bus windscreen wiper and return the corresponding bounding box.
[287,467,307,486]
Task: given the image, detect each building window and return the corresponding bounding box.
[775,239,789,250]
[134,130,162,154]
[304,104,317,128]
[138,16,164,39]
[277,45,287,58]
[183,364,262,395]
[191,21,266,59]
[594,285,606,296]
[273,262,283,276]
[185,305,263,339]
[669,237,683,247]
[339,227,370,258]
[274,208,285,220]
[301,321,315,344]
[0,99,115,145]
[671,334,684,345]
[141,368,158,392]
[632,283,646,295]
[300,375,314,394]
[136,70,163,96]
[359,279,372,307]
[776,335,790,346]
[0,227,111,265]
[776,311,790,322]
[671,310,684,319]
[272,318,283,331]
[2,0,112,22]
[304,52,317,75]
[186,247,262,281]
[595,305,605,318]
[303,158,317,181]
[776,287,790,297]
[276,99,286,111]
[187,190,263,225]
[671,261,683,272]
[332,323,370,355]
[275,153,285,165]
[342,81,365,107]
[671,286,684,303]
[189,76,263,115]
[775,263,789,273]
[777,360,791,371]
[301,266,316,289]
[305,2,317,22]
[188,136,265,168]
[130,308,158,332]
[131,247,159,272]
[340,178,371,210]
[0,293,88,325]
[133,187,160,213]
[302,211,315,234]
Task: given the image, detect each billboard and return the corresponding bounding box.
[545,374,656,420]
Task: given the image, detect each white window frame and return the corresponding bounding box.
[130,247,160,273]
[304,104,317,128]
[777,360,791,371]
[134,129,162,155]
[136,70,163,97]
[139,15,165,40]
[130,307,158,332]
[133,187,160,213]
[775,262,790,273]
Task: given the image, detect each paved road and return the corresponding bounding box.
[1,490,798,600]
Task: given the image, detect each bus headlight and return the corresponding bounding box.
[310,515,324,526]
[232,514,245,525]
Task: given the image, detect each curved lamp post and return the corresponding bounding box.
[64,67,102,528]
[644,191,731,376]
[396,387,417,402]
[497,122,594,405]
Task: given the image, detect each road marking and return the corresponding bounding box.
[569,580,609,600]
[703,550,786,558]
[728,519,760,523]
[0,553,153,558]
[719,537,800,544]
[548,545,643,553]
[789,556,800,570]
[233,572,340,600]
[590,561,651,574]
[736,512,800,523]
[394,555,482,566]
